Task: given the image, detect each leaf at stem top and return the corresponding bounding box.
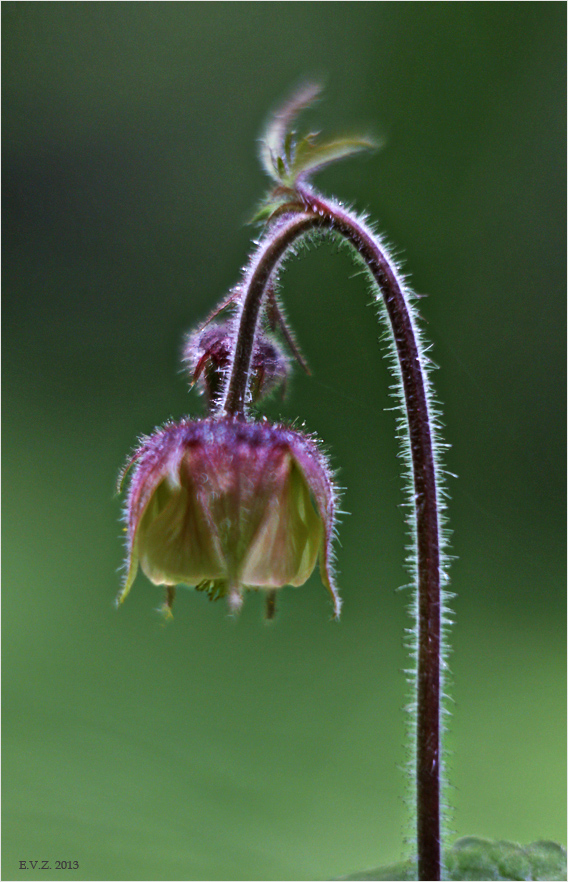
[249,193,298,224]
[289,132,377,184]
[258,82,378,188]
[259,81,323,181]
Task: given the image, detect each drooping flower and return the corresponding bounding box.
[117,417,341,619]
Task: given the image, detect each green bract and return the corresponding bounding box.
[258,80,377,193]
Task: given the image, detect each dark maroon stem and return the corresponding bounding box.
[222,211,319,418]
[306,191,441,881]
[221,192,441,880]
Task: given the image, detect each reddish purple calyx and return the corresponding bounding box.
[117,417,341,618]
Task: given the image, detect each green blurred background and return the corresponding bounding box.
[3,3,566,880]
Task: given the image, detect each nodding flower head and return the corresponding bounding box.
[117,417,341,620]
[183,322,290,407]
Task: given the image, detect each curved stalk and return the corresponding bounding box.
[221,211,319,418]
[220,191,444,881]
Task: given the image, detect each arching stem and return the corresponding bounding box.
[221,211,319,418]
[220,193,443,881]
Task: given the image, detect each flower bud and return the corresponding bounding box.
[117,417,341,618]
[183,322,290,407]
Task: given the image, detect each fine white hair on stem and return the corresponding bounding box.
[220,179,451,877]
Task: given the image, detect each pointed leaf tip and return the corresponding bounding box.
[259,83,379,187]
[260,81,324,181]
[291,133,378,182]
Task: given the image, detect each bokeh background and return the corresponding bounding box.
[3,4,566,880]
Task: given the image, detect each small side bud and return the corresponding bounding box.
[183,321,290,407]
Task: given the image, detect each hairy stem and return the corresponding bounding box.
[221,192,443,880]
[221,211,319,417]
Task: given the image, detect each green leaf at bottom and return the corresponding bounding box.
[340,837,567,881]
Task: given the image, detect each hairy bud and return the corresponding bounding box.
[183,322,290,407]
